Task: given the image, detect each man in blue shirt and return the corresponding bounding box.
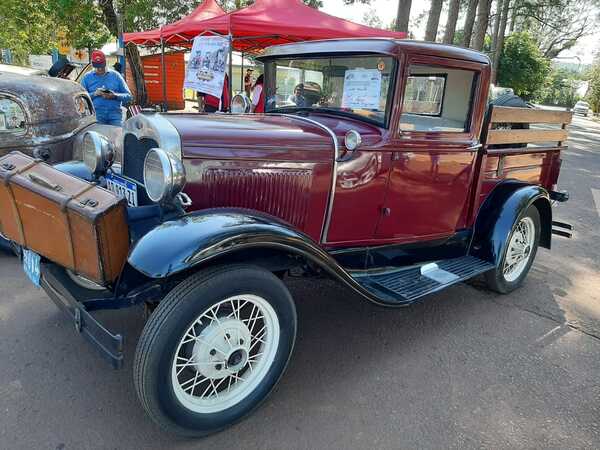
[81,50,132,126]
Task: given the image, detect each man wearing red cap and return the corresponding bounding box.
[81,50,132,126]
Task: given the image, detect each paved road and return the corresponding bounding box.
[1,115,600,449]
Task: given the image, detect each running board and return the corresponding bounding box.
[354,256,495,304]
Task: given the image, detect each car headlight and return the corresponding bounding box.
[344,130,362,151]
[143,148,186,203]
[82,131,113,174]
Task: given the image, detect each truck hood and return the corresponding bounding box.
[161,113,384,159]
[163,113,335,158]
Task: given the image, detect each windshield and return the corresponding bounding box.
[264,55,396,127]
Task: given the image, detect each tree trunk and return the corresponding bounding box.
[471,0,492,51]
[462,0,479,47]
[442,0,460,44]
[98,0,119,36]
[491,0,510,83]
[425,0,444,41]
[509,0,519,32]
[491,0,504,50]
[395,0,412,33]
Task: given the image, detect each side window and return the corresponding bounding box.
[400,65,476,133]
[0,97,27,133]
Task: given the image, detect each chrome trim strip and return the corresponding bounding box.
[277,114,339,244]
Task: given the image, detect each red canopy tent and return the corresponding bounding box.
[124,0,406,109]
[125,0,406,50]
[124,0,226,46]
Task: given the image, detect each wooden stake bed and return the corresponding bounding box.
[0,152,129,284]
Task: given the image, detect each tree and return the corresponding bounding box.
[497,31,551,99]
[538,67,584,107]
[424,0,444,41]
[510,0,599,58]
[442,0,460,44]
[491,0,510,83]
[462,0,478,47]
[0,0,57,64]
[363,8,384,28]
[51,0,111,49]
[395,0,412,33]
[471,0,492,50]
[588,62,600,113]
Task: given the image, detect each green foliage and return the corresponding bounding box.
[50,0,111,49]
[587,63,600,113]
[0,0,56,64]
[537,68,584,107]
[497,32,551,100]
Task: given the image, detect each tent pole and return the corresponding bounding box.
[160,36,167,111]
[241,52,244,92]
[228,34,233,112]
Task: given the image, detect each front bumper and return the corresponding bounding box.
[40,263,124,369]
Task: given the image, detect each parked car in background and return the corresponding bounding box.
[573,100,590,116]
[0,38,573,437]
[0,69,123,163]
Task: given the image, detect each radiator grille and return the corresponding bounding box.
[122,134,158,183]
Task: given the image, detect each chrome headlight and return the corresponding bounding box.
[82,131,114,174]
[344,130,362,151]
[143,148,186,203]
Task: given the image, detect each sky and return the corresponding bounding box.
[320,0,600,64]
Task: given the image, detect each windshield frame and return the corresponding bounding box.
[263,53,398,129]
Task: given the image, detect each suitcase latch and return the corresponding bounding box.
[79,198,99,208]
[1,163,15,171]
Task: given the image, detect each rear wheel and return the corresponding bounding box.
[133,265,297,437]
[484,205,541,294]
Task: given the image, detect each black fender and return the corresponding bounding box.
[127,208,394,306]
[54,160,94,181]
[470,181,552,265]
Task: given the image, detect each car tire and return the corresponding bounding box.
[484,205,541,294]
[133,264,297,437]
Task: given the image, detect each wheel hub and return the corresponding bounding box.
[192,318,251,380]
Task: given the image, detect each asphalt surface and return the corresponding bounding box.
[1,115,600,449]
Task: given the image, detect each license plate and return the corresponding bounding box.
[106,173,138,207]
[22,248,41,287]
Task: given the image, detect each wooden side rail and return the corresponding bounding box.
[483,105,573,147]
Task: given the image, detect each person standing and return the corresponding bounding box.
[251,74,265,113]
[81,50,132,126]
[199,73,230,113]
[244,68,254,97]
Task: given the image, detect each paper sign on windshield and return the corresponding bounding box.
[184,36,229,98]
[341,69,382,110]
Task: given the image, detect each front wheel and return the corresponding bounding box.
[133,265,297,437]
[484,205,541,294]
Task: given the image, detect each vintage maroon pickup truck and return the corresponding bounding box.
[5,39,573,436]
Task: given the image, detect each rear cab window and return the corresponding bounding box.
[399,64,477,133]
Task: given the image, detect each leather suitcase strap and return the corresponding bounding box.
[58,182,99,268]
[1,159,40,246]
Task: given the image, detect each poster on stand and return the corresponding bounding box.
[184,36,229,97]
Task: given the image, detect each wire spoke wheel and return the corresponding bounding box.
[503,216,536,282]
[171,294,280,414]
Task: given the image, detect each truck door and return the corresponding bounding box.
[375,58,488,242]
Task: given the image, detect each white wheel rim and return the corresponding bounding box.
[171,294,280,414]
[503,216,535,282]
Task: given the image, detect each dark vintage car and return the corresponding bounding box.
[0,69,122,162]
[10,39,573,436]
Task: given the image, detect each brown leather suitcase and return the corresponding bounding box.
[0,151,129,284]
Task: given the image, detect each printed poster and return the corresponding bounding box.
[341,69,382,110]
[184,36,230,97]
